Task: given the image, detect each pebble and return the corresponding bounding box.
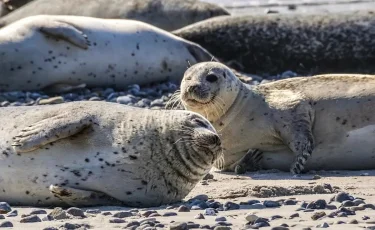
[289,213,299,219]
[30,209,47,215]
[195,213,205,219]
[59,223,87,230]
[335,220,345,224]
[204,208,217,216]
[213,227,231,230]
[263,200,281,208]
[271,227,289,230]
[38,96,64,105]
[203,173,214,180]
[223,201,240,211]
[335,192,352,203]
[163,212,178,217]
[109,218,126,223]
[49,207,69,220]
[187,223,200,229]
[169,222,188,230]
[215,216,227,222]
[306,199,326,209]
[348,219,359,224]
[0,203,11,214]
[177,205,190,212]
[311,211,326,220]
[317,222,329,228]
[271,215,283,220]
[0,221,13,228]
[102,211,112,216]
[66,207,85,217]
[141,211,157,217]
[246,214,259,222]
[6,210,16,217]
[0,216,3,220]
[20,215,42,223]
[363,216,370,220]
[113,211,133,218]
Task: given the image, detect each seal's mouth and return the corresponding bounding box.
[182,85,215,107]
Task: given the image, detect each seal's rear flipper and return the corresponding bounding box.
[234,149,263,174]
[40,20,90,50]
[12,112,94,153]
[49,185,124,207]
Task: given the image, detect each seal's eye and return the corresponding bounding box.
[206,74,218,83]
[193,118,208,128]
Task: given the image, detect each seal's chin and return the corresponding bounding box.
[183,92,215,107]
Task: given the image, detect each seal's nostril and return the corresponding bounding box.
[213,135,221,146]
[206,74,218,83]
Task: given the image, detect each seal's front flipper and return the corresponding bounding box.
[40,20,90,49]
[234,149,263,175]
[49,185,124,207]
[12,112,94,153]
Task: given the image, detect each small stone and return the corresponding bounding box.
[49,207,69,220]
[283,199,297,205]
[102,211,112,216]
[141,210,157,217]
[271,227,289,230]
[302,228,312,230]
[327,211,337,218]
[169,222,188,230]
[113,211,133,218]
[204,208,216,216]
[0,202,11,214]
[66,207,85,217]
[248,203,266,209]
[38,96,64,105]
[126,221,140,227]
[148,213,161,217]
[195,213,205,219]
[363,216,370,220]
[0,221,12,228]
[311,211,326,220]
[271,215,283,220]
[30,209,47,215]
[177,205,190,212]
[335,220,345,224]
[0,216,4,220]
[289,213,299,219]
[313,175,321,179]
[213,227,231,230]
[42,215,54,221]
[317,222,329,228]
[187,223,200,229]
[223,201,240,210]
[109,218,126,223]
[325,204,337,210]
[335,192,352,203]
[306,199,326,209]
[342,200,355,207]
[215,217,226,222]
[6,210,17,217]
[60,223,85,230]
[203,173,214,180]
[85,209,100,214]
[138,218,156,224]
[163,212,177,217]
[348,219,358,224]
[246,214,259,222]
[20,215,42,223]
[264,200,281,208]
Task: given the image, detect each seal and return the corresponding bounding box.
[0,101,222,207]
[0,0,230,31]
[173,10,375,75]
[0,15,214,92]
[177,62,375,174]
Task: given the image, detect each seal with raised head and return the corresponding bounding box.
[0,15,214,92]
[173,10,375,75]
[0,101,222,207]
[0,0,229,31]
[177,62,375,174]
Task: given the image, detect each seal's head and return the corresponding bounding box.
[180,62,242,122]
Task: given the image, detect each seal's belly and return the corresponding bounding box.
[263,125,375,171]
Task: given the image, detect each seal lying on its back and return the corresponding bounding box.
[0,101,222,207]
[0,15,213,92]
[0,0,229,31]
[178,62,375,174]
[173,11,375,75]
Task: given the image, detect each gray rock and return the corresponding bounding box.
[30,209,47,215]
[148,213,161,217]
[289,213,299,219]
[151,99,164,107]
[169,222,188,230]
[348,219,358,224]
[213,227,231,230]
[317,222,329,228]
[163,212,177,217]
[109,218,126,223]
[67,207,85,217]
[141,210,157,217]
[342,200,355,207]
[248,203,266,209]
[306,199,326,209]
[116,95,133,104]
[0,203,11,214]
[187,223,200,229]
[311,211,326,220]
[283,199,297,205]
[177,205,190,212]
[204,208,217,216]
[6,210,17,217]
[264,200,281,208]
[363,216,370,220]
[223,202,240,211]
[335,220,345,224]
[101,211,112,216]
[0,221,12,228]
[0,216,4,220]
[85,209,101,214]
[335,192,352,203]
[49,207,69,220]
[126,221,140,227]
[59,223,87,229]
[353,199,365,206]
[271,215,283,220]
[325,204,337,210]
[215,217,227,222]
[113,211,132,218]
[20,215,42,223]
[271,227,289,230]
[195,213,205,219]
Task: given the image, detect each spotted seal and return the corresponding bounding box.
[173,11,375,75]
[0,101,222,207]
[0,15,214,92]
[177,62,375,174]
[0,0,229,31]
